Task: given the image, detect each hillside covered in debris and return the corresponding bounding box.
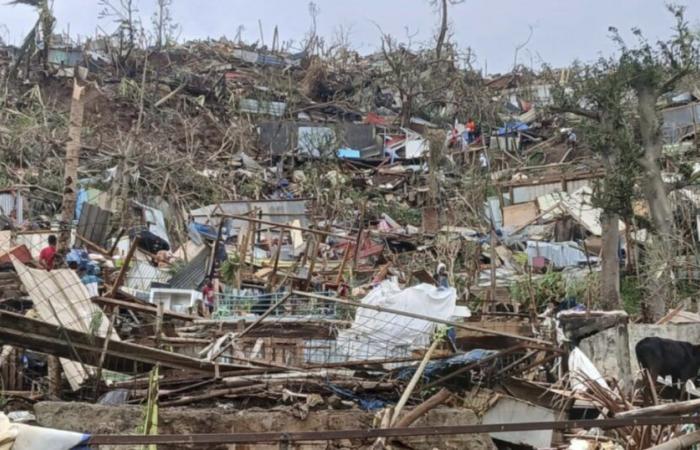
[2,1,700,449]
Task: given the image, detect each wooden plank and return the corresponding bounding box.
[93,297,196,321]
[0,310,244,374]
[502,202,539,229]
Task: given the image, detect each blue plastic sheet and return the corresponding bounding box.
[337,148,361,159]
[74,187,88,221]
[325,383,386,410]
[497,122,529,136]
[395,349,496,383]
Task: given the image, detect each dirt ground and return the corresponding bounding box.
[33,401,496,450]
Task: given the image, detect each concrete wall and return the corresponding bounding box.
[34,402,496,450]
[579,323,700,384]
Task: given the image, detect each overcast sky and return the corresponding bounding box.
[1,0,699,74]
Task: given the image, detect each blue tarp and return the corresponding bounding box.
[325,383,386,410]
[74,187,88,220]
[395,349,496,383]
[189,222,218,242]
[497,122,529,136]
[337,148,361,159]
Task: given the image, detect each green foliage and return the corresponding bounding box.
[510,270,599,310]
[620,275,643,315]
[510,271,565,309]
[89,310,104,337]
[369,198,422,227]
[219,254,240,287]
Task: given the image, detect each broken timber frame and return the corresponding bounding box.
[0,310,244,375]
[221,214,350,240]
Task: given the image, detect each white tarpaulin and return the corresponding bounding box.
[0,412,90,450]
[569,347,611,392]
[333,280,456,362]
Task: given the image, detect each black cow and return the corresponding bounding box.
[635,337,700,397]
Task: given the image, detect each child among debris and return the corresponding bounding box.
[38,235,57,271]
[202,278,216,316]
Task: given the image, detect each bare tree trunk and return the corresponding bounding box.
[600,212,621,309]
[435,0,448,60]
[637,88,674,321]
[59,79,86,253]
[39,1,54,72]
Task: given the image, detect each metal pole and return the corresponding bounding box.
[88,416,700,446]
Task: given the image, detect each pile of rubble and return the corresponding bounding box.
[2,15,700,450]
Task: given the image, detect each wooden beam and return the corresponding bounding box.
[0,310,243,375]
[109,237,139,298]
[209,294,293,362]
[92,297,195,321]
[221,214,350,240]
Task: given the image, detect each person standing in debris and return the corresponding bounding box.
[383,137,397,164]
[202,278,216,316]
[435,262,450,290]
[567,129,577,150]
[479,151,490,173]
[466,118,477,143]
[39,235,57,271]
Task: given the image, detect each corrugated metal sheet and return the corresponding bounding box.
[47,48,83,66]
[232,49,301,68]
[512,179,593,204]
[139,203,169,245]
[484,197,503,229]
[340,123,376,150]
[298,126,335,157]
[190,199,308,230]
[169,245,211,290]
[566,179,592,194]
[13,259,119,391]
[0,192,23,224]
[125,261,171,291]
[258,121,296,155]
[76,203,112,247]
[662,102,700,143]
[258,122,376,156]
[240,99,287,117]
[513,182,561,203]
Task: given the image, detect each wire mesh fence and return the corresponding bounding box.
[210,289,458,369]
[213,290,338,319]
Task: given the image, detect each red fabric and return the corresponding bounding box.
[365,112,387,126]
[39,246,56,271]
[466,120,476,133]
[202,285,215,305]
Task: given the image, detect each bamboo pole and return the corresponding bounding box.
[646,430,700,450]
[59,78,86,253]
[390,338,441,426]
[394,388,451,428]
[109,237,139,297]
